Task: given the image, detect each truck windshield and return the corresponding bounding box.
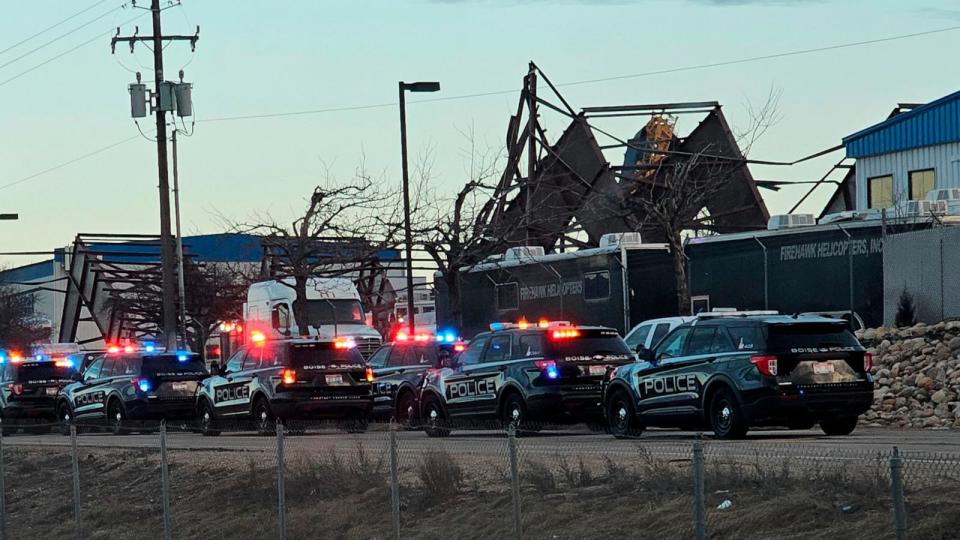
[305,299,365,325]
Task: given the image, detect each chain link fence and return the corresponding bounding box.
[0,421,958,539]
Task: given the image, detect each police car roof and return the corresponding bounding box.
[690,314,849,326]
[487,324,615,333]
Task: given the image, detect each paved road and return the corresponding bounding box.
[5,426,960,460]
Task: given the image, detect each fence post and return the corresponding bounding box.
[70,424,81,540]
[159,422,172,540]
[890,446,908,540]
[276,421,286,540]
[0,422,6,540]
[692,437,706,540]
[389,421,401,540]
[507,425,523,540]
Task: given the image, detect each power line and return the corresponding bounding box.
[4,23,960,191]
[0,0,109,56]
[0,3,125,71]
[0,135,139,192]
[0,12,144,88]
[201,24,960,123]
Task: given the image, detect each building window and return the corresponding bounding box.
[495,282,519,311]
[867,175,893,209]
[583,271,610,301]
[908,169,935,201]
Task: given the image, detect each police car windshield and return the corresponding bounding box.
[546,330,632,360]
[305,299,364,325]
[290,345,364,366]
[137,355,207,377]
[765,324,860,352]
[12,361,77,383]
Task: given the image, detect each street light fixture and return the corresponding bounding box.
[399,80,440,335]
[0,214,18,221]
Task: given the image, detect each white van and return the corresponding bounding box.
[244,277,382,358]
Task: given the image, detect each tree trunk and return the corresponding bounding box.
[293,275,310,337]
[668,232,690,316]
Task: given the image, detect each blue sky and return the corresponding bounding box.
[2,0,959,268]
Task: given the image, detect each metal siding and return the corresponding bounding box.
[855,142,960,210]
[884,227,960,325]
[845,91,960,158]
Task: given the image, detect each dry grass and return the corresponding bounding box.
[1,445,959,540]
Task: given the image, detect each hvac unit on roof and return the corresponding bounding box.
[504,246,546,260]
[767,214,816,231]
[892,199,948,216]
[599,232,643,249]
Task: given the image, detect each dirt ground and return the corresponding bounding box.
[2,445,958,540]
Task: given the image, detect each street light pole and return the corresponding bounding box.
[398,81,440,336]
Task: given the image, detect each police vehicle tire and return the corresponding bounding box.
[607,390,641,439]
[395,390,416,429]
[501,393,536,435]
[253,397,275,436]
[819,416,858,436]
[199,400,221,437]
[422,395,451,438]
[57,402,74,436]
[107,399,128,436]
[709,387,748,439]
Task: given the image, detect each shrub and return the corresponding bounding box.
[524,460,559,494]
[895,289,917,327]
[416,449,463,502]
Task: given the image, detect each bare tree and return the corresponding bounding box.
[0,284,50,352]
[232,165,403,335]
[182,260,254,358]
[622,148,742,314]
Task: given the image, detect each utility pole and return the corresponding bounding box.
[172,128,187,345]
[525,62,537,246]
[112,0,198,351]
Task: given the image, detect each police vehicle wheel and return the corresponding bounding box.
[501,393,534,434]
[199,400,221,437]
[107,399,127,436]
[395,391,416,429]
[709,388,748,439]
[607,391,641,439]
[422,396,450,438]
[57,403,74,436]
[819,416,858,436]
[253,398,275,436]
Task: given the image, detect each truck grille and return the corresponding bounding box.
[355,337,382,359]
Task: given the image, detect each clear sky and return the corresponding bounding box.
[2,0,959,269]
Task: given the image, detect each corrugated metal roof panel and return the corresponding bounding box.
[844,90,960,158]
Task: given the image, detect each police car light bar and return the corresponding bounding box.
[697,310,780,319]
[334,338,357,349]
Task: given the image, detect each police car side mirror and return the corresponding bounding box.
[209,363,221,376]
[635,346,654,362]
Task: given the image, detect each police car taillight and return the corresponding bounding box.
[281,369,296,385]
[534,360,560,380]
[750,355,778,377]
[864,352,874,372]
[131,378,151,392]
[365,367,374,383]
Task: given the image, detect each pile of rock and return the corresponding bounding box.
[856,321,960,429]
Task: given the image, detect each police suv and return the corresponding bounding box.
[418,321,634,436]
[56,347,208,435]
[603,315,875,439]
[196,335,374,436]
[0,349,80,433]
[368,331,465,426]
